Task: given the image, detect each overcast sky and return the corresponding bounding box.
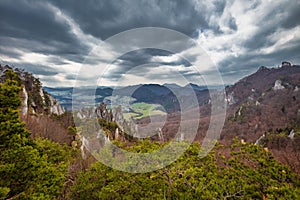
[0,0,300,87]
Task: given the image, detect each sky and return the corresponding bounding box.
[0,0,300,87]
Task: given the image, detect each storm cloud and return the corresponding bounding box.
[0,0,299,86]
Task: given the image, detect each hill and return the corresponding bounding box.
[1,63,300,199]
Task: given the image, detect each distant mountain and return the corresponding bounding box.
[184,83,208,91]
[45,83,214,112]
[43,86,73,110]
[44,86,113,110]
[163,83,181,89]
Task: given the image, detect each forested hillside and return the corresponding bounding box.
[1,67,300,199]
[0,69,73,199]
[71,141,300,199]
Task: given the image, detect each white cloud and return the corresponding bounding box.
[260,26,300,54]
[151,54,182,63]
[195,0,294,67]
[1,0,299,87]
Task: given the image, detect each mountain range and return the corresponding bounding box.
[44,83,224,111]
[1,61,300,174]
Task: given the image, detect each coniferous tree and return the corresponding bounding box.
[0,69,72,199]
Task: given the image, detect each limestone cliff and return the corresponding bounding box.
[0,64,65,116]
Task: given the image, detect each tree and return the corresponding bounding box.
[0,69,30,149]
[70,140,300,199]
[0,70,72,199]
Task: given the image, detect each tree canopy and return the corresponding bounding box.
[0,70,72,199]
[1,69,300,199]
[70,140,300,200]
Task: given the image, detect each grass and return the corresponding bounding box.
[123,102,166,120]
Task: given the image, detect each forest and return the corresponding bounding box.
[1,69,300,199]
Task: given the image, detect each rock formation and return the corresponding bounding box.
[273,80,285,90]
[0,64,65,116]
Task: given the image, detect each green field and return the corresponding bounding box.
[123,102,166,120]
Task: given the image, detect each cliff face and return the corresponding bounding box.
[0,64,65,116]
[49,95,65,115]
[0,64,72,145]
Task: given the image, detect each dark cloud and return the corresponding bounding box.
[46,57,69,66]
[212,0,300,85]
[51,0,216,40]
[218,38,300,84]
[243,1,300,51]
[0,1,71,43]
[65,74,77,80]
[213,0,226,14]
[117,49,190,67]
[242,28,276,51]
[39,75,64,86]
[101,49,193,81]
[282,4,300,29]
[0,45,23,59]
[0,0,299,86]
[227,15,237,31]
[23,64,60,76]
[0,0,89,62]
[117,49,156,66]
[1,61,60,76]
[0,35,88,64]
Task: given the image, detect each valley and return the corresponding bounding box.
[1,62,300,199]
[1,1,300,199]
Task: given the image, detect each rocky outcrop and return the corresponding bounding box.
[225,91,236,105]
[49,96,65,115]
[0,64,65,116]
[95,102,113,122]
[157,128,164,142]
[288,129,295,139]
[255,134,265,145]
[112,105,125,131]
[273,80,285,90]
[282,61,291,67]
[21,86,65,116]
[21,87,28,115]
[80,136,89,159]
